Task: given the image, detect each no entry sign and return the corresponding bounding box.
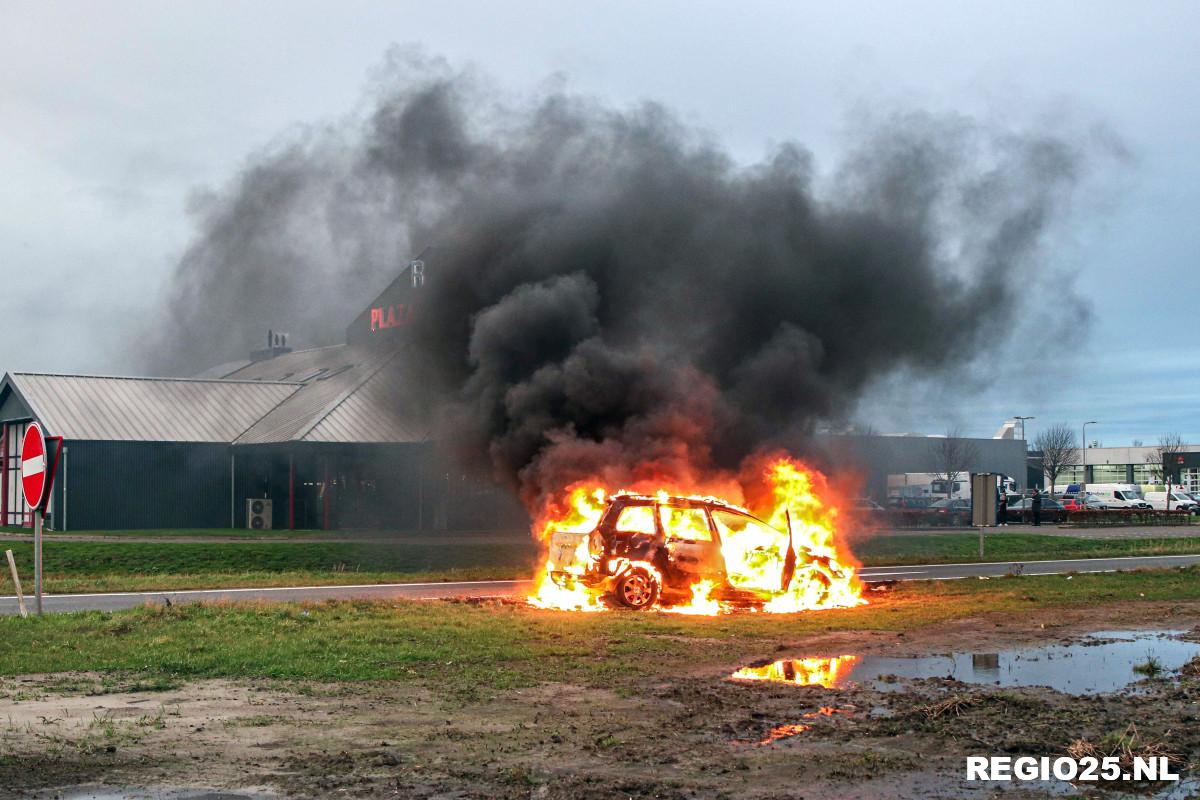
[21,422,49,509]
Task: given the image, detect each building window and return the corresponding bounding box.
[1091,464,1128,483]
[1132,464,1160,486]
[1049,465,1084,488]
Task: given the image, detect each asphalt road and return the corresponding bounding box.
[4,553,1200,616]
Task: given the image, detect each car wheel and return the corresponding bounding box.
[612,566,661,610]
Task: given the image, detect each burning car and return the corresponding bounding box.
[544,492,842,610]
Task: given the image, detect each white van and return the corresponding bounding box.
[1086,484,1152,509]
[1144,490,1197,511]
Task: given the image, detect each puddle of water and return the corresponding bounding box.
[731,630,1200,695]
[742,706,852,745]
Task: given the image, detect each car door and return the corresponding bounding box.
[658,504,722,579]
[711,509,789,592]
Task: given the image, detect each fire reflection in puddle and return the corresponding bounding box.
[729,630,1200,695]
[747,706,852,745]
[730,655,860,688]
[757,723,809,744]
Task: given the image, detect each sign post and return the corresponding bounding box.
[20,423,61,616]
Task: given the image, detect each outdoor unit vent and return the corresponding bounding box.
[246,498,273,530]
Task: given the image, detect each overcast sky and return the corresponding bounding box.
[2,1,1198,445]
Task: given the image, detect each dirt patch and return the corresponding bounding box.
[3,602,1200,798]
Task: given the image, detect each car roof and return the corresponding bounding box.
[610,492,753,515]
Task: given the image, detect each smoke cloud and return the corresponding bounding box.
[148,49,1103,510]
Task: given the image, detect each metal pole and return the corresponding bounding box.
[0,425,7,527]
[33,509,42,615]
[61,446,68,532]
[288,453,295,531]
[230,452,236,528]
[1081,421,1096,492]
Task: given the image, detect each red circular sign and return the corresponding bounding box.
[21,422,48,510]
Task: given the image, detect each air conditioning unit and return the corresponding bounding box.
[246,498,273,530]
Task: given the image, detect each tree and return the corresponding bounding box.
[1144,433,1185,490]
[928,428,980,499]
[1035,423,1079,497]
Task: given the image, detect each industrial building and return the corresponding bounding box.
[0,260,523,531]
[1035,443,1200,493]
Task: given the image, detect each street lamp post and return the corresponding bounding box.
[1014,416,1035,442]
[1081,421,1098,492]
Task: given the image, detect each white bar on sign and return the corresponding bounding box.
[21,455,45,476]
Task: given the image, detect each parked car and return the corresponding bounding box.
[1005,497,1068,524]
[853,498,886,512]
[1144,491,1198,512]
[888,496,935,509]
[1056,492,1108,511]
[1081,493,1111,510]
[929,497,972,524]
[1059,496,1085,512]
[545,493,841,610]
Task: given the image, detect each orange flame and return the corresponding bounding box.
[527,455,866,614]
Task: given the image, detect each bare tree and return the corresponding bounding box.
[1144,433,1185,488]
[1034,423,1079,497]
[928,428,980,499]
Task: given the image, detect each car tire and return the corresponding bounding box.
[611,566,661,610]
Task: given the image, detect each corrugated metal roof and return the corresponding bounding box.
[6,373,300,442]
[222,345,356,383]
[233,348,426,445]
[233,360,376,444]
[191,359,253,379]
[304,357,427,443]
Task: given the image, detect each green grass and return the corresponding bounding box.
[0,526,485,539]
[0,539,538,593]
[855,533,1200,566]
[1,568,1198,697]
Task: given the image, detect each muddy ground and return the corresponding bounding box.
[3,602,1200,799]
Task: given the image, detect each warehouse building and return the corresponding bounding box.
[0,259,523,531]
[1035,443,1200,493]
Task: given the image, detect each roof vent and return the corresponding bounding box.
[250,329,294,362]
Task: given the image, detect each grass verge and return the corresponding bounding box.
[854,532,1200,566]
[0,539,538,594]
[1,568,1197,699]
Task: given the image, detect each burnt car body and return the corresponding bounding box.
[545,493,832,610]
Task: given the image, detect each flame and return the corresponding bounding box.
[750,707,853,745]
[729,656,862,688]
[527,455,866,615]
[757,723,810,744]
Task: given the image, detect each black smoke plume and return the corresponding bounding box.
[148,50,1100,511]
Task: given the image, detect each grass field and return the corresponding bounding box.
[853,532,1200,564]
[1,568,1198,697]
[1,533,1199,594]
